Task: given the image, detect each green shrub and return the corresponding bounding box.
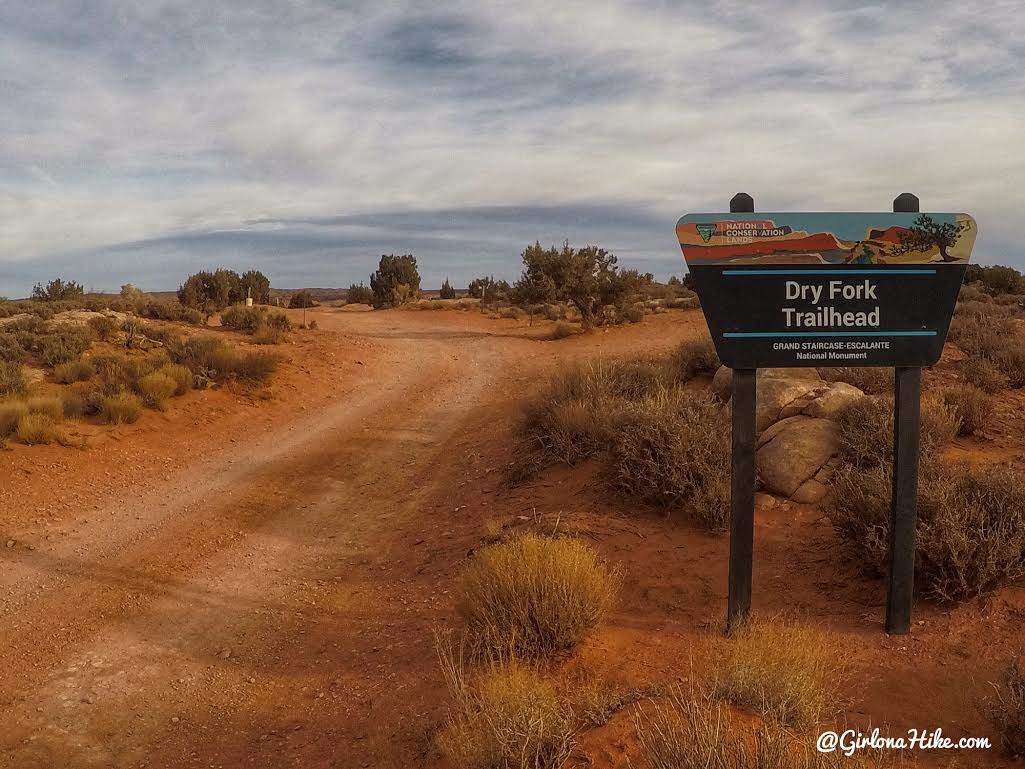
[370,254,421,308]
[288,291,316,309]
[961,356,1009,393]
[988,656,1025,758]
[53,358,95,384]
[607,393,731,530]
[830,463,1025,601]
[835,396,959,468]
[0,401,29,437]
[138,371,177,409]
[456,533,621,658]
[252,322,287,345]
[101,392,144,424]
[941,384,992,436]
[669,337,720,382]
[171,335,279,383]
[624,305,644,323]
[346,282,374,305]
[0,361,29,396]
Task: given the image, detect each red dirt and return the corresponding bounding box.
[0,306,1021,768]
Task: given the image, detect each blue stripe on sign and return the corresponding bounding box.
[723,269,936,276]
[723,331,937,338]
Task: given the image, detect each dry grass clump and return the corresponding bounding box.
[988,656,1025,757]
[158,363,193,396]
[830,462,1025,601]
[669,337,720,382]
[100,392,144,424]
[53,358,95,384]
[15,412,63,445]
[711,619,840,729]
[940,384,993,436]
[138,371,177,409]
[960,355,1009,393]
[436,654,572,769]
[607,392,730,531]
[635,690,879,769]
[549,321,579,340]
[818,366,893,394]
[0,401,29,438]
[171,336,279,383]
[27,395,64,420]
[835,396,959,468]
[0,361,29,396]
[948,309,1025,388]
[456,533,621,658]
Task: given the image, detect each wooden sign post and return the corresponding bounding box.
[677,195,977,634]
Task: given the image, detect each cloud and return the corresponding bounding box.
[1,0,1023,295]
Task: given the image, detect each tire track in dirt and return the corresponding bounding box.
[0,324,506,768]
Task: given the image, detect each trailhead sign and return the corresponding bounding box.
[677,212,978,368]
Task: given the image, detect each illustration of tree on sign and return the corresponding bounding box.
[892,214,967,262]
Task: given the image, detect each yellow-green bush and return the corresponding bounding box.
[158,363,193,396]
[53,358,95,384]
[456,533,621,658]
[101,392,143,424]
[0,361,28,396]
[16,412,63,445]
[26,396,64,420]
[138,371,177,409]
[0,401,29,438]
[941,384,993,436]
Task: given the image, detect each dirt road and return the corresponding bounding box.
[0,308,703,768]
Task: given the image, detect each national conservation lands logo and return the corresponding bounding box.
[696,223,717,243]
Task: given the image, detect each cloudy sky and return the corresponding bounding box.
[1,1,1023,296]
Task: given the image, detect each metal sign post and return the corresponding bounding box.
[887,192,922,635]
[727,193,756,632]
[676,195,976,635]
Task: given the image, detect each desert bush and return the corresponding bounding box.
[16,412,63,444]
[498,306,527,320]
[288,291,316,309]
[221,305,264,333]
[0,361,29,396]
[961,356,1009,393]
[831,462,1025,601]
[100,392,143,424]
[27,396,64,420]
[138,371,177,409]
[0,401,29,438]
[370,254,421,308]
[170,336,279,383]
[624,305,644,323]
[549,321,578,340]
[346,282,374,305]
[607,393,731,530]
[53,358,95,384]
[818,366,893,394]
[436,655,572,769]
[669,337,720,382]
[158,364,193,396]
[31,277,84,302]
[136,300,205,326]
[988,656,1025,757]
[61,390,87,418]
[635,690,871,769]
[39,327,95,367]
[835,396,959,468]
[87,315,119,341]
[456,533,621,658]
[252,323,287,345]
[958,283,992,303]
[711,619,839,729]
[941,384,993,436]
[512,242,641,328]
[440,277,457,299]
[965,264,1025,296]
[0,333,27,364]
[177,269,270,314]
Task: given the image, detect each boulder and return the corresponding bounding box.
[804,382,864,419]
[711,365,822,402]
[757,416,839,498]
[755,377,824,432]
[711,366,734,401]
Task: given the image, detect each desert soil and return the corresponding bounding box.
[1,306,1022,769]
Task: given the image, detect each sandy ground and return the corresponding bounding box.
[0,306,1022,768]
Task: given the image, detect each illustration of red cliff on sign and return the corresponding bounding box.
[677,212,977,266]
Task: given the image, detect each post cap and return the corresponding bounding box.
[730,193,754,213]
